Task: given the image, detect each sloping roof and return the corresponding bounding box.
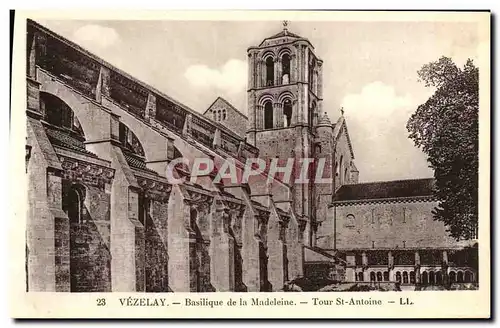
[204,97,247,119]
[44,125,97,158]
[334,178,436,202]
[304,246,346,264]
[122,150,158,175]
[268,29,303,40]
[259,28,307,47]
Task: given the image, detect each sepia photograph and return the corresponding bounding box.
[11,10,490,318]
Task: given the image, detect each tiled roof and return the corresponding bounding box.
[122,150,158,175]
[44,125,97,157]
[334,178,436,202]
[268,30,303,40]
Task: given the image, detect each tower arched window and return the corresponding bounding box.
[283,98,292,127]
[266,57,274,86]
[282,54,290,84]
[222,109,227,120]
[344,167,349,184]
[264,101,273,129]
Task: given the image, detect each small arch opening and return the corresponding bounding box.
[64,184,86,225]
[436,271,443,284]
[383,271,389,281]
[464,271,472,283]
[376,272,382,282]
[119,122,145,157]
[396,271,402,283]
[403,271,409,284]
[429,271,436,285]
[449,271,456,283]
[370,272,375,282]
[410,271,416,284]
[457,271,464,283]
[422,271,429,285]
[357,272,364,282]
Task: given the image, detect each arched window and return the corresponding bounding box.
[282,54,290,84]
[403,271,409,284]
[429,271,435,285]
[410,271,416,284]
[138,192,150,227]
[283,99,292,127]
[436,271,443,284]
[457,271,464,283]
[266,57,274,86]
[370,272,375,282]
[422,271,428,285]
[64,184,85,225]
[222,109,227,120]
[344,167,349,184]
[264,101,273,129]
[119,122,145,157]
[357,272,364,282]
[345,214,355,228]
[396,271,402,283]
[464,271,473,283]
[376,272,382,282]
[383,271,389,281]
[449,271,456,283]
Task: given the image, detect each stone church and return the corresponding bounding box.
[25,19,478,293]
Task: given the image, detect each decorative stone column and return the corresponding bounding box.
[345,253,356,282]
[362,251,369,281]
[274,102,283,128]
[414,251,421,284]
[256,105,264,130]
[273,57,279,86]
[210,198,235,291]
[441,250,449,286]
[276,57,282,85]
[248,52,254,89]
[388,251,395,281]
[260,58,266,87]
[291,53,297,83]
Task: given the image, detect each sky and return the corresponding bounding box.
[35,19,481,182]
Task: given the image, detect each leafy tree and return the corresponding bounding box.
[407,57,479,240]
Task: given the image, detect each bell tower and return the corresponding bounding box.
[246,22,324,246]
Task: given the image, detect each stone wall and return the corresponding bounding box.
[317,200,469,250]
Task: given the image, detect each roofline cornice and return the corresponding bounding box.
[329,195,437,207]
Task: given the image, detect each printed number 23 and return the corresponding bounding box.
[97,298,106,306]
